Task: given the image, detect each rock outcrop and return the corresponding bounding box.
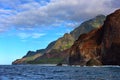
[69,9,120,66]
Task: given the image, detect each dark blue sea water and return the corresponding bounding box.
[0,65,120,80]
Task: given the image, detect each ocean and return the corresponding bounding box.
[0,65,120,80]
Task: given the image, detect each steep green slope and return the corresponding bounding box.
[70,15,106,40]
[45,15,106,52]
[12,15,106,64]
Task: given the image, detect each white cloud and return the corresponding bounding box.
[17,32,45,39]
[17,33,30,39]
[0,0,120,32]
[32,33,46,38]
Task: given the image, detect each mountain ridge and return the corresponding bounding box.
[12,15,106,64]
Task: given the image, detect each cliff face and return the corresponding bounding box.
[101,9,120,65]
[12,15,105,65]
[28,15,105,64]
[45,15,105,52]
[69,9,120,66]
[48,33,75,52]
[69,28,103,66]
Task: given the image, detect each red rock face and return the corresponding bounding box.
[69,9,120,66]
[102,10,120,49]
[101,9,120,65]
[69,28,103,65]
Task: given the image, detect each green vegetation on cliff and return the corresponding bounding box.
[12,15,106,65]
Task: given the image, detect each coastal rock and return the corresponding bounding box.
[56,63,62,66]
[69,9,120,66]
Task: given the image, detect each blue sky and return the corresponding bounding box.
[0,0,120,64]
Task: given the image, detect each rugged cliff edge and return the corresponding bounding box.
[12,15,105,65]
[69,9,120,66]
